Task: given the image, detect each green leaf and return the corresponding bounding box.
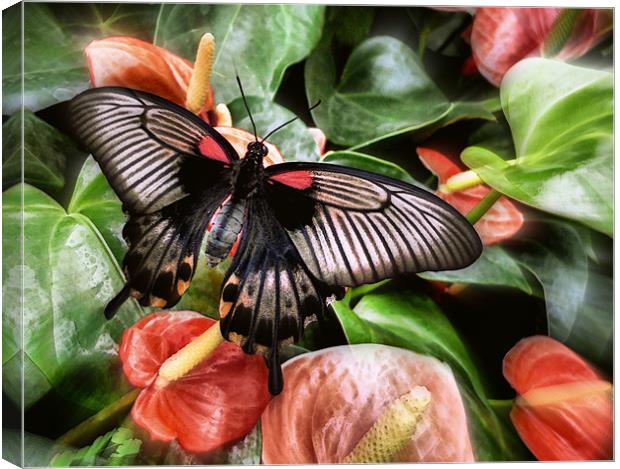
[50,427,142,467]
[4,430,62,468]
[154,4,325,103]
[420,245,535,295]
[333,288,528,460]
[322,150,417,184]
[174,255,228,320]
[462,58,612,236]
[305,35,451,147]
[3,3,160,115]
[516,219,612,368]
[2,184,144,414]
[228,97,320,161]
[68,157,126,264]
[4,3,89,115]
[3,111,85,194]
[418,217,612,370]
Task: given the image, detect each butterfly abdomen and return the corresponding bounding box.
[206,198,246,267]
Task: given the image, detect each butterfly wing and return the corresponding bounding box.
[264,162,482,286]
[218,194,335,395]
[69,87,235,316]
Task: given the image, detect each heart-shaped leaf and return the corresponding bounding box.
[322,150,417,184]
[154,3,325,104]
[228,97,320,161]
[462,58,613,236]
[305,35,451,147]
[2,184,144,417]
[421,245,535,295]
[2,110,86,195]
[67,157,126,264]
[418,217,612,370]
[3,3,89,115]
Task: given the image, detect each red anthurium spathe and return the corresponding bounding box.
[470,8,612,86]
[119,311,270,453]
[86,36,215,116]
[261,344,474,463]
[503,336,613,461]
[417,146,523,245]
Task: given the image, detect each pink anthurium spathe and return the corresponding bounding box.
[261,344,474,463]
[417,146,523,245]
[503,336,613,461]
[470,8,612,86]
[85,36,220,122]
[119,311,270,454]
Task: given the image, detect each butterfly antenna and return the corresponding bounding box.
[235,75,259,142]
[261,100,321,143]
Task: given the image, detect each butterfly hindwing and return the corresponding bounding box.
[265,162,483,287]
[69,87,237,316]
[219,195,327,394]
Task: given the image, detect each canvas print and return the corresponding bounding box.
[1,2,614,466]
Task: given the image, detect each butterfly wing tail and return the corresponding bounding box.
[104,285,131,319]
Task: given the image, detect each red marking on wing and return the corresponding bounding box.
[269,171,313,190]
[198,135,229,163]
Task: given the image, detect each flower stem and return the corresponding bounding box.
[466,189,501,224]
[156,323,224,386]
[56,389,140,448]
[186,33,215,114]
[344,386,431,463]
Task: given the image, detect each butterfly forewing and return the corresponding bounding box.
[265,162,482,287]
[69,87,238,214]
[69,87,237,316]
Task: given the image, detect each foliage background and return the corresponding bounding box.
[1,2,613,465]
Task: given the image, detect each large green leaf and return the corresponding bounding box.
[462,58,613,236]
[417,218,612,369]
[3,3,89,115]
[305,35,451,147]
[421,245,535,295]
[154,4,325,104]
[3,3,160,115]
[322,150,417,184]
[333,288,528,460]
[515,220,612,368]
[2,111,85,193]
[228,97,320,162]
[2,184,144,413]
[67,158,126,264]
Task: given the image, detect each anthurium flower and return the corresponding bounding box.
[470,8,612,86]
[417,146,523,245]
[503,336,613,461]
[119,311,270,453]
[261,344,474,463]
[86,36,215,119]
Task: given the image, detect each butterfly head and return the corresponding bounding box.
[246,141,269,161]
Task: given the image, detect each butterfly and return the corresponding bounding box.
[68,86,482,395]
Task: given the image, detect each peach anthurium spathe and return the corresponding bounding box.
[261,344,474,463]
[503,336,613,461]
[470,8,612,86]
[417,146,523,245]
[85,36,216,120]
[119,311,270,454]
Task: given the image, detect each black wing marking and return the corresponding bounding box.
[108,186,231,318]
[69,87,235,316]
[69,86,239,215]
[265,162,483,287]
[219,195,330,395]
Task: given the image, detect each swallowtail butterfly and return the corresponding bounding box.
[69,86,482,394]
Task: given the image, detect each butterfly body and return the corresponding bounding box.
[69,86,483,395]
